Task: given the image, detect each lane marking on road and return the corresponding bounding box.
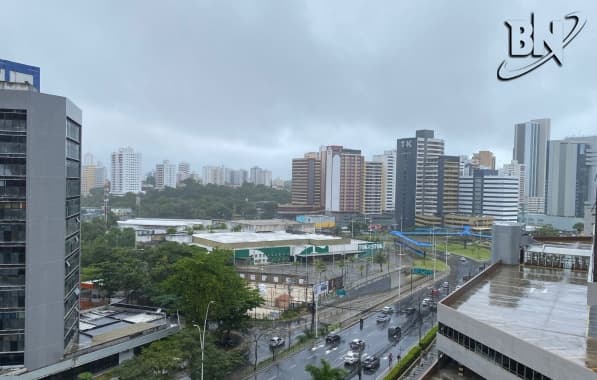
[267,377,276,380]
[289,364,296,369]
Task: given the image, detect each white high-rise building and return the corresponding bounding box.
[249,166,272,186]
[499,160,526,213]
[177,162,190,184]
[363,161,383,215]
[458,170,519,223]
[110,147,142,195]
[513,119,550,213]
[372,149,396,213]
[155,160,177,190]
[202,166,226,185]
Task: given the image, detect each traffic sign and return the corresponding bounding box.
[411,267,434,276]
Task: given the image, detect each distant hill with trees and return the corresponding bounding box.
[82,181,290,219]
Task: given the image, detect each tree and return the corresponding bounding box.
[166,227,177,235]
[305,359,347,380]
[573,222,584,234]
[163,250,263,343]
[534,224,559,237]
[373,252,387,272]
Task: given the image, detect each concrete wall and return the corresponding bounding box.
[437,303,596,380]
[491,223,522,265]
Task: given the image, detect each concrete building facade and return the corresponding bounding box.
[320,146,364,213]
[154,160,176,190]
[372,150,396,213]
[458,170,519,223]
[362,161,383,215]
[291,154,322,207]
[513,119,550,213]
[0,83,82,370]
[110,147,141,195]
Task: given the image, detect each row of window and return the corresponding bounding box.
[0,352,23,365]
[65,250,79,278]
[66,118,81,142]
[0,179,25,199]
[0,289,24,309]
[0,268,25,287]
[0,332,24,353]
[64,307,78,348]
[64,287,79,316]
[0,202,25,221]
[0,311,24,331]
[66,159,80,179]
[0,223,25,242]
[0,247,25,265]
[66,197,80,217]
[65,234,79,257]
[0,163,25,177]
[66,216,80,237]
[439,323,551,380]
[0,109,26,134]
[64,270,78,295]
[0,142,25,155]
[66,140,80,161]
[66,179,80,198]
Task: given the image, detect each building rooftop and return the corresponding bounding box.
[231,219,302,226]
[118,218,209,228]
[448,265,592,369]
[192,231,342,244]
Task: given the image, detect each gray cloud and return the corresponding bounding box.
[1,0,595,176]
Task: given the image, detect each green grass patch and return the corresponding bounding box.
[445,242,490,261]
[412,258,448,272]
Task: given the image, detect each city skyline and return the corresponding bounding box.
[1,2,596,178]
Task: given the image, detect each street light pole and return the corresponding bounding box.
[194,300,215,380]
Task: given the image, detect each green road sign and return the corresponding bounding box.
[411,267,434,276]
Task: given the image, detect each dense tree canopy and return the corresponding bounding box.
[82,181,290,220]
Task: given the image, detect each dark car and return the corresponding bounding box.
[325,333,341,345]
[376,314,390,323]
[349,338,366,351]
[362,355,380,370]
[388,326,402,341]
[405,307,416,315]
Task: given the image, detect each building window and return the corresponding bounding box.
[0,268,25,286]
[0,109,26,132]
[0,246,25,265]
[66,118,81,142]
[66,159,80,179]
[66,198,80,217]
[0,289,25,308]
[66,140,80,161]
[66,179,80,198]
[0,223,25,242]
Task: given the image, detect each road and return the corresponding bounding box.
[249,255,482,380]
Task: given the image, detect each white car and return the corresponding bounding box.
[269,336,284,347]
[343,350,366,365]
[421,297,432,307]
[459,257,467,263]
[382,306,395,314]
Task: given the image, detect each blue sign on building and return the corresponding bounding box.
[0,59,41,90]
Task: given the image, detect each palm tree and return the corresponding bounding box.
[305,359,347,380]
[373,252,387,272]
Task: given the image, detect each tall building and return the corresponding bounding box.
[363,161,383,215]
[458,169,519,222]
[110,147,142,195]
[291,154,322,207]
[546,137,597,217]
[372,149,397,213]
[471,150,496,170]
[0,82,82,369]
[395,130,444,228]
[155,160,176,190]
[499,160,526,213]
[95,161,106,188]
[249,166,272,186]
[176,161,190,184]
[202,165,226,185]
[320,146,364,213]
[231,169,248,186]
[0,59,40,90]
[437,155,460,217]
[513,119,550,213]
[80,154,106,196]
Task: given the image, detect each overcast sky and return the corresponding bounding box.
[2,1,596,178]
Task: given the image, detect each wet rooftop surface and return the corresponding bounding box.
[450,265,593,369]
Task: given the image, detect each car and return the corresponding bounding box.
[269,336,284,348]
[349,338,366,351]
[376,313,390,323]
[442,281,449,288]
[459,257,467,262]
[325,333,341,345]
[382,306,394,314]
[343,350,365,365]
[421,297,432,307]
[387,326,402,341]
[405,307,416,315]
[455,284,463,290]
[362,355,380,370]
